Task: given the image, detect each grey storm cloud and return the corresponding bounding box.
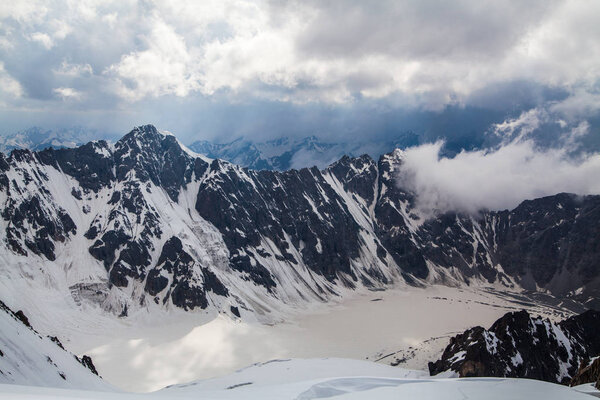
[294,0,555,60]
[0,0,599,145]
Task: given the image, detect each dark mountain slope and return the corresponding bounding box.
[429,309,600,385]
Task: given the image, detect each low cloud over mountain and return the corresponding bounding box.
[398,106,600,215]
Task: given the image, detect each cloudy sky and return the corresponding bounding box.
[1,0,599,143]
[1,0,600,212]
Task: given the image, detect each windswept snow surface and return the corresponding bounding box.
[69,285,575,392]
[0,303,111,391]
[572,383,600,397]
[0,359,592,400]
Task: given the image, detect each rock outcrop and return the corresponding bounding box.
[429,310,600,384]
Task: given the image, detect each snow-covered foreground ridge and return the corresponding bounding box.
[0,123,599,330]
[0,300,110,390]
[0,358,596,400]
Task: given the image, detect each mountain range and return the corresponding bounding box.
[0,124,598,324]
[188,132,420,170]
[1,124,599,397]
[1,127,423,171]
[0,127,118,154]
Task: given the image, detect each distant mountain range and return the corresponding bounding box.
[1,127,422,171]
[4,117,599,172]
[188,132,420,170]
[0,127,118,154]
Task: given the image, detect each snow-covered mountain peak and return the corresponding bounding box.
[116,124,165,152]
[0,126,117,154]
[381,147,407,165]
[158,129,175,137]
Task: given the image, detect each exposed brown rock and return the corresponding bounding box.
[570,357,600,387]
[459,360,487,377]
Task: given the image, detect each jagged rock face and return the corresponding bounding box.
[570,357,600,387]
[411,193,600,308]
[373,152,428,281]
[113,126,196,202]
[195,161,369,290]
[1,150,78,261]
[145,236,228,310]
[0,124,599,318]
[492,195,600,296]
[429,310,600,384]
[38,140,115,191]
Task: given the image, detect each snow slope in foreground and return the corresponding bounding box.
[0,358,593,400]
[0,302,111,391]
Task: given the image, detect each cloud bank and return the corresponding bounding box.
[0,1,600,141]
[397,109,600,215]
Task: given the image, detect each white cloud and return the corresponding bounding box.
[0,3,48,23]
[106,16,200,100]
[0,63,24,98]
[550,89,600,119]
[101,12,117,28]
[53,87,82,100]
[29,32,54,49]
[97,0,600,106]
[397,100,600,216]
[489,108,546,144]
[48,18,72,40]
[54,61,93,77]
[1,0,600,127]
[397,131,600,216]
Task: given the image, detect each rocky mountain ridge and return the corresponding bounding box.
[429,309,600,385]
[0,125,599,324]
